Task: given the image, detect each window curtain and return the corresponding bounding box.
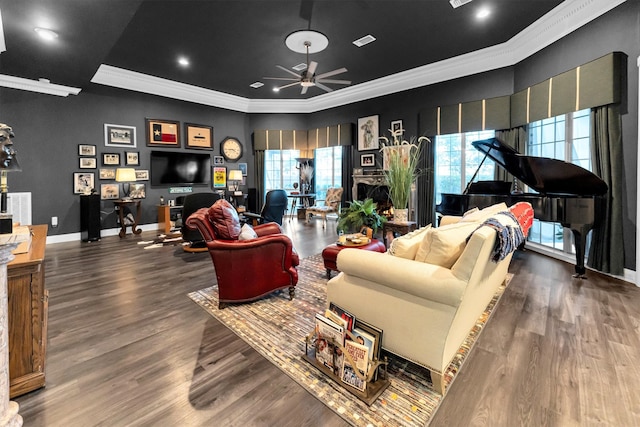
[587,104,624,275]
[494,127,527,184]
[417,136,435,227]
[254,150,265,212]
[341,145,354,204]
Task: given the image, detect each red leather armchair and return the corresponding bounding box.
[186,199,299,309]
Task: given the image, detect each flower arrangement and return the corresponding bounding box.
[299,163,314,192]
[379,129,430,215]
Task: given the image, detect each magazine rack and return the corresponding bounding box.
[303,331,390,406]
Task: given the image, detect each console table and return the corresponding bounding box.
[8,224,48,399]
[114,200,142,238]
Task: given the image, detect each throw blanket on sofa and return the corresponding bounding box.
[469,211,526,262]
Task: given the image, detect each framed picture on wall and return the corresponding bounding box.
[213,166,226,188]
[104,124,136,148]
[357,115,379,151]
[125,151,139,166]
[100,183,119,200]
[391,120,403,135]
[213,156,224,165]
[360,153,375,167]
[129,183,146,199]
[146,118,180,147]
[135,170,149,181]
[103,153,120,166]
[79,158,97,169]
[238,162,247,176]
[78,144,96,156]
[185,123,213,150]
[74,172,95,194]
[100,168,116,179]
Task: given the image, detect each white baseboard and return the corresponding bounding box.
[45,223,160,244]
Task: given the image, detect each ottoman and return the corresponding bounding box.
[322,238,386,279]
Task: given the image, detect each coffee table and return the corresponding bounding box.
[322,238,386,279]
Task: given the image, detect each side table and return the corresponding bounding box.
[382,221,417,248]
[114,199,142,238]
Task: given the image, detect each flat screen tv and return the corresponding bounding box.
[150,151,211,186]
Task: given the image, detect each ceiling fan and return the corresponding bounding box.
[264,33,351,95]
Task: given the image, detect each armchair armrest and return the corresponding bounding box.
[185,208,215,241]
[254,222,283,236]
[336,249,466,307]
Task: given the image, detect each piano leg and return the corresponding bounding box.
[568,224,591,279]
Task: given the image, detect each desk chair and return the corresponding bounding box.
[244,189,288,226]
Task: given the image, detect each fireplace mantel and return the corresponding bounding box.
[352,172,387,198]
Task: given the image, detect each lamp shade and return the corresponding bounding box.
[228,170,243,181]
[115,168,136,182]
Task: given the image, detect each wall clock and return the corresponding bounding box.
[220,137,243,162]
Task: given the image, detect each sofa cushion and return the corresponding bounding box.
[388,224,432,259]
[208,199,241,240]
[459,202,508,223]
[415,222,478,268]
[238,223,258,240]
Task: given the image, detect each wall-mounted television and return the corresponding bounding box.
[150,151,211,186]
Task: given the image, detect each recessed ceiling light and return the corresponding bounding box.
[476,7,491,19]
[353,34,376,48]
[249,82,264,89]
[272,87,280,92]
[177,57,190,67]
[34,27,58,41]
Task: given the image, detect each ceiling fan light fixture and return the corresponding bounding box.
[300,81,315,87]
[34,27,58,41]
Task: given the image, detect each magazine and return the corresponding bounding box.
[314,313,345,371]
[328,302,356,331]
[341,340,369,391]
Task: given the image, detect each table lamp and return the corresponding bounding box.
[115,168,137,200]
[0,124,22,235]
[228,169,243,195]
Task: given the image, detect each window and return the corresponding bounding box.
[526,109,591,252]
[313,146,343,201]
[435,130,496,205]
[264,150,300,192]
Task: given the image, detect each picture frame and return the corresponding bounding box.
[213,166,226,188]
[104,124,136,148]
[135,170,149,181]
[102,153,120,166]
[78,144,96,156]
[357,115,380,151]
[213,155,224,165]
[360,153,375,167]
[125,151,139,166]
[79,158,97,169]
[185,123,213,150]
[391,120,403,134]
[238,162,248,176]
[100,168,116,180]
[129,183,146,199]
[73,172,95,194]
[100,183,120,200]
[145,118,180,147]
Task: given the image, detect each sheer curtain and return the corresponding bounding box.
[587,104,624,275]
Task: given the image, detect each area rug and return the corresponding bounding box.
[188,254,511,426]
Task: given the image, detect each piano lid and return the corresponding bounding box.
[471,138,608,196]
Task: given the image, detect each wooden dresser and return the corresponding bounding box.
[7,224,48,398]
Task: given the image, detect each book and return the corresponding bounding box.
[351,328,375,361]
[324,309,348,331]
[353,318,383,381]
[314,313,345,371]
[328,302,356,331]
[341,340,369,391]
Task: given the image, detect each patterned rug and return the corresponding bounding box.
[188,254,511,426]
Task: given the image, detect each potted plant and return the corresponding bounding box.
[380,130,430,222]
[337,198,386,237]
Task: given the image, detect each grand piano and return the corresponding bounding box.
[436,137,608,278]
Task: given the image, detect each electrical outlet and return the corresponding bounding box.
[51,216,58,228]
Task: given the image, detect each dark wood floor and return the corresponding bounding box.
[14,218,640,426]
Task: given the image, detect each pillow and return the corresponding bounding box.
[414,222,478,268]
[208,199,241,240]
[238,223,258,241]
[459,202,508,223]
[387,224,432,259]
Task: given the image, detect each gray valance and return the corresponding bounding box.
[419,52,625,135]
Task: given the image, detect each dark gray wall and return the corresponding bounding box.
[0,2,637,269]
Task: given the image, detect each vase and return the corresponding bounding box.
[394,208,409,223]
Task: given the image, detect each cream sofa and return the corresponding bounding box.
[326,202,531,394]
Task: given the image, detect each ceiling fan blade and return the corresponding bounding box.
[277,81,301,90]
[307,61,318,76]
[276,65,302,78]
[315,82,334,93]
[301,85,309,95]
[315,67,347,79]
[317,78,351,85]
[263,77,299,81]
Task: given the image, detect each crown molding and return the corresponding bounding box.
[89,0,625,113]
[0,74,81,96]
